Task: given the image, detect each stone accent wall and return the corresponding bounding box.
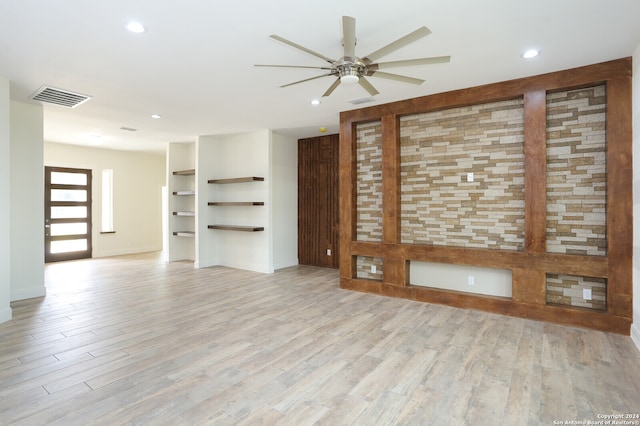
[356,256,384,281]
[355,121,383,242]
[546,85,607,256]
[399,99,525,250]
[546,274,606,311]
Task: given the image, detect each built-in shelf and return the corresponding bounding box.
[206,176,265,233]
[173,211,195,216]
[207,176,264,184]
[173,190,195,196]
[208,225,264,232]
[173,169,195,176]
[208,202,264,206]
[173,231,195,237]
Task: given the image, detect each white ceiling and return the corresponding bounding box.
[1,0,639,153]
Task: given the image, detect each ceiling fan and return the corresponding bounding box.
[255,16,450,97]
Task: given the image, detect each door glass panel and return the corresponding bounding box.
[51,171,88,186]
[50,189,87,202]
[50,223,87,236]
[51,206,87,219]
[50,239,88,254]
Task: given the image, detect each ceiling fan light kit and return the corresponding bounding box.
[256,16,450,98]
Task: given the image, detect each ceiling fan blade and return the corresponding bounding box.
[342,16,356,59]
[281,73,333,88]
[358,77,380,96]
[322,78,341,97]
[363,26,431,63]
[369,71,425,85]
[371,56,450,70]
[255,64,333,70]
[270,35,335,64]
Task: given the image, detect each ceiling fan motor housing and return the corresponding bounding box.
[337,57,367,81]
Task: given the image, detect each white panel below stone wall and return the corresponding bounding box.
[411,261,512,298]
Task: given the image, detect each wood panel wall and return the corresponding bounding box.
[298,134,339,268]
[339,58,633,334]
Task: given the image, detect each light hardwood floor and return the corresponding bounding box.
[0,252,638,425]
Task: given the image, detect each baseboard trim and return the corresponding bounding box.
[0,306,12,324]
[11,286,46,302]
[632,322,640,353]
[274,259,299,270]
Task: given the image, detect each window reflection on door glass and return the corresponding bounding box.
[51,189,87,202]
[51,172,87,186]
[51,206,87,219]
[50,239,88,254]
[50,223,87,236]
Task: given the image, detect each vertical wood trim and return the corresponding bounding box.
[381,115,406,286]
[512,268,546,305]
[382,115,400,244]
[523,90,547,254]
[340,118,356,280]
[605,76,633,317]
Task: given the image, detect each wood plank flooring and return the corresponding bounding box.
[0,252,638,425]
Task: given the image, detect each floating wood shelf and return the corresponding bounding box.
[207,176,264,184]
[172,211,195,216]
[208,202,264,206]
[208,225,264,232]
[172,231,195,237]
[173,190,195,196]
[173,169,195,176]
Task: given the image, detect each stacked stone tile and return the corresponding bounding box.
[356,121,383,243]
[356,121,384,279]
[398,99,526,250]
[545,85,607,310]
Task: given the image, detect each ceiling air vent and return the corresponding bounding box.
[348,96,375,105]
[31,86,92,108]
[120,126,138,132]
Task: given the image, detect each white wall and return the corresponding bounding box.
[272,132,298,269]
[411,261,512,298]
[44,142,165,258]
[10,101,44,301]
[198,130,272,273]
[632,43,640,351]
[0,77,11,323]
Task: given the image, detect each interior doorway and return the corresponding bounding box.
[44,166,93,262]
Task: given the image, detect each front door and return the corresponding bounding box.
[44,166,92,262]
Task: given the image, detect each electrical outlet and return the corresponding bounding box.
[467,172,474,182]
[583,288,592,300]
[326,249,331,256]
[371,265,376,274]
[468,275,475,286]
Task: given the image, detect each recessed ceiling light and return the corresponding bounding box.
[522,49,540,59]
[310,99,321,106]
[151,114,162,119]
[125,20,146,34]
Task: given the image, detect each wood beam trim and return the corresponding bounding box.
[605,76,633,318]
[350,241,608,278]
[339,119,357,279]
[381,115,401,244]
[523,90,547,253]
